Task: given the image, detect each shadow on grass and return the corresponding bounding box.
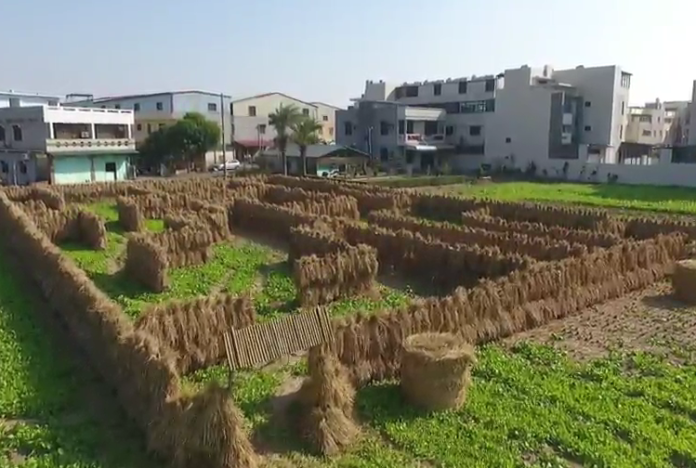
[0,253,161,468]
[641,293,694,313]
[354,382,429,426]
[251,395,312,456]
[88,269,153,304]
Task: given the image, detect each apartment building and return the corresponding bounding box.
[232,92,340,157]
[0,90,60,108]
[0,105,135,185]
[624,99,687,145]
[337,64,630,172]
[70,91,233,146]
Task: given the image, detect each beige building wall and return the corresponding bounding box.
[625,99,674,145]
[311,102,341,142]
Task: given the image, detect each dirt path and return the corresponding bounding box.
[505,282,696,362]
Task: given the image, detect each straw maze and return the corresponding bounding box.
[1,175,694,466]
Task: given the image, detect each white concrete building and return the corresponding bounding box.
[337,64,631,172]
[0,105,135,185]
[0,90,60,108]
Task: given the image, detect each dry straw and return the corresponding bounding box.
[294,244,378,307]
[136,294,256,374]
[0,191,259,467]
[400,333,476,411]
[125,234,169,292]
[116,196,143,232]
[672,259,696,304]
[297,344,360,456]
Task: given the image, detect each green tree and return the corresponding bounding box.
[292,117,322,176]
[167,112,221,169]
[137,127,172,172]
[269,104,302,175]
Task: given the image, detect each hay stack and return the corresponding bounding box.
[400,333,476,411]
[298,344,359,456]
[117,196,143,232]
[77,210,107,250]
[673,259,696,304]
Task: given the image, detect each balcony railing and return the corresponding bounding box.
[403,133,446,145]
[46,138,136,152]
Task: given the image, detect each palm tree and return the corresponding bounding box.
[292,117,323,176]
[269,104,302,175]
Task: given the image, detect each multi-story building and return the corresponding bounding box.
[231,92,340,157]
[311,101,342,143]
[0,105,135,185]
[624,99,687,145]
[337,64,631,172]
[70,90,233,146]
[0,90,60,108]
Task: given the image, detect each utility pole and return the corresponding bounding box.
[220,92,227,180]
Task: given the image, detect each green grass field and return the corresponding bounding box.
[432,181,696,215]
[3,193,696,466]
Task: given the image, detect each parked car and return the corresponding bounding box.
[211,160,241,172]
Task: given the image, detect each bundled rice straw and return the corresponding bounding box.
[297,344,359,456]
[400,333,476,411]
[672,259,696,304]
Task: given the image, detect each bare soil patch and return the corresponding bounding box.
[505,282,696,362]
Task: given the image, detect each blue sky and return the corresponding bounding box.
[2,0,693,107]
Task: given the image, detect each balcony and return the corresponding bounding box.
[46,138,136,153]
[401,133,453,150]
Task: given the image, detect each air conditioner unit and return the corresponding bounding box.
[80,131,90,139]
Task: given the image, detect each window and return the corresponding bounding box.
[485,79,495,92]
[105,162,117,172]
[562,125,573,133]
[460,99,495,114]
[434,83,442,96]
[639,115,651,123]
[344,121,353,136]
[302,108,310,116]
[249,106,257,117]
[445,125,454,136]
[0,126,4,142]
[147,124,152,134]
[505,137,512,143]
[619,125,623,139]
[585,125,592,131]
[323,115,329,121]
[258,124,266,134]
[136,124,142,131]
[0,161,7,173]
[159,123,166,130]
[230,103,234,115]
[458,81,467,94]
[621,74,631,89]
[101,105,106,109]
[395,87,404,99]
[115,104,121,109]
[406,120,414,133]
[665,117,673,124]
[380,147,389,162]
[641,130,651,136]
[469,126,482,136]
[9,98,20,107]
[404,86,419,97]
[398,120,405,134]
[621,102,625,115]
[134,103,140,112]
[657,117,661,123]
[156,102,164,111]
[585,101,591,107]
[380,121,389,136]
[18,161,27,175]
[328,127,334,136]
[48,100,58,106]
[12,125,22,141]
[208,103,218,112]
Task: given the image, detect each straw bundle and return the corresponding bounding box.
[294,245,378,307]
[117,196,143,232]
[672,259,696,304]
[135,294,256,374]
[400,333,476,411]
[77,210,107,250]
[297,344,359,456]
[125,234,169,292]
